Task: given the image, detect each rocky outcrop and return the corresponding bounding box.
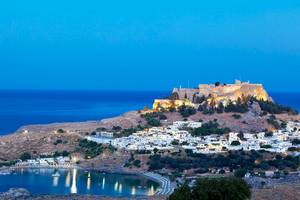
[153,80,272,110]
[199,81,272,106]
[0,188,30,200]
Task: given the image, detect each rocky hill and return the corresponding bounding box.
[153,80,272,111]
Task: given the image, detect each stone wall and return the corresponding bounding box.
[172,88,199,102]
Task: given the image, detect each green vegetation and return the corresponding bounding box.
[168,177,251,200]
[112,126,122,131]
[53,139,63,145]
[191,121,231,136]
[147,117,161,126]
[197,96,298,116]
[178,105,197,118]
[96,127,106,132]
[0,160,18,167]
[142,112,167,127]
[231,141,241,146]
[234,168,248,178]
[232,114,242,119]
[292,139,300,145]
[260,144,272,149]
[148,151,300,172]
[288,147,300,152]
[57,129,65,133]
[124,153,141,168]
[20,152,31,161]
[53,151,70,157]
[281,121,287,129]
[251,97,298,115]
[114,127,138,138]
[193,96,206,104]
[198,97,249,114]
[113,125,146,138]
[107,144,117,153]
[215,81,221,87]
[267,115,280,129]
[224,99,249,113]
[78,139,104,159]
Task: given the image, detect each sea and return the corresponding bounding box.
[0,168,159,196]
[0,90,299,135]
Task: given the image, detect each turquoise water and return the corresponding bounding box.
[0,169,159,196]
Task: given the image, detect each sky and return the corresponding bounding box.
[1,1,300,92]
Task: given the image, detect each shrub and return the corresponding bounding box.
[168,183,191,200]
[225,99,249,113]
[260,144,272,149]
[53,139,63,145]
[132,160,141,168]
[78,139,103,159]
[20,152,31,161]
[178,105,197,117]
[57,129,65,134]
[267,115,280,129]
[192,121,231,136]
[142,112,163,127]
[231,141,241,146]
[112,126,122,131]
[53,151,70,157]
[251,97,298,115]
[232,114,242,119]
[168,177,251,200]
[292,139,300,145]
[234,168,248,178]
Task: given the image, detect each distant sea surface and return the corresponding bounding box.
[0,90,168,135]
[0,90,299,135]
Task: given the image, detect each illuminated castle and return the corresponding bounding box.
[153,80,272,111]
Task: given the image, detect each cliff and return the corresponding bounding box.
[199,81,272,106]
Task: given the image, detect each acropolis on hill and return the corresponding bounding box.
[153,80,272,111]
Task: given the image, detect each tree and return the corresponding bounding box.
[57,129,65,134]
[20,152,31,161]
[169,177,251,200]
[215,82,221,87]
[168,183,192,200]
[232,114,241,119]
[147,118,161,126]
[234,168,248,178]
[192,121,231,136]
[267,115,280,129]
[178,105,197,118]
[231,141,241,146]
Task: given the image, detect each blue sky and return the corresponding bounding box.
[1,1,300,92]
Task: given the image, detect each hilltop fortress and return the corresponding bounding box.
[153,80,272,111]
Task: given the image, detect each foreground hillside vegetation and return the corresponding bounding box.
[168,177,251,200]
